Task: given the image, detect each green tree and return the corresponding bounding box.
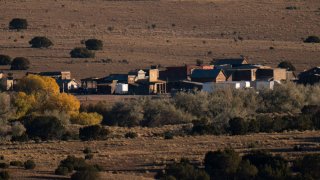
[70,48,95,58]
[236,160,258,180]
[158,159,209,180]
[29,36,53,48]
[24,115,66,140]
[0,55,11,65]
[107,101,143,127]
[297,154,320,179]
[71,168,100,180]
[304,36,320,43]
[10,57,30,70]
[204,149,241,179]
[142,99,193,127]
[9,18,28,30]
[85,39,103,50]
[79,125,109,141]
[228,117,248,135]
[243,150,290,179]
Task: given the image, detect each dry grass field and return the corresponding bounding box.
[0,125,320,179]
[0,0,319,80]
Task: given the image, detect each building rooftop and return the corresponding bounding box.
[191,69,223,79]
[213,57,248,66]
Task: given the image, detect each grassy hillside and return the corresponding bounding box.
[0,0,319,80]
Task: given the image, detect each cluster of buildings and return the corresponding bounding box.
[0,57,319,94]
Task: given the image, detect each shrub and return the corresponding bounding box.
[142,99,193,127]
[24,115,66,140]
[256,115,274,133]
[204,149,241,179]
[24,160,36,169]
[301,105,320,115]
[296,154,320,179]
[82,101,112,124]
[55,166,69,175]
[286,6,298,10]
[157,159,209,180]
[0,55,11,65]
[278,61,296,71]
[125,132,138,139]
[79,125,109,141]
[58,155,87,173]
[71,168,100,180]
[247,119,260,133]
[9,18,28,30]
[304,36,320,43]
[0,163,9,169]
[292,115,313,131]
[10,57,30,70]
[228,117,248,135]
[0,171,9,180]
[236,160,258,180]
[11,122,26,137]
[11,133,29,142]
[71,112,103,125]
[85,154,94,160]
[107,101,143,127]
[70,48,95,58]
[191,119,225,135]
[164,131,174,139]
[83,147,92,154]
[29,36,53,48]
[10,161,24,167]
[93,164,103,172]
[313,111,320,129]
[174,92,209,118]
[85,39,103,50]
[258,83,305,113]
[243,150,290,179]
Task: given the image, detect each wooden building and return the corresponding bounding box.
[0,73,14,91]
[213,57,248,68]
[298,67,320,85]
[27,71,71,80]
[256,68,287,81]
[80,77,99,94]
[191,69,227,82]
[56,79,79,93]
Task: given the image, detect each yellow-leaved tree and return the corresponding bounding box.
[17,74,60,95]
[71,112,103,125]
[15,75,80,117]
[12,92,36,119]
[45,93,80,116]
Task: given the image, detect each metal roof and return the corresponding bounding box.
[213,58,247,66]
[191,69,223,79]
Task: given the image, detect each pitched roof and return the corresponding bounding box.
[81,77,99,81]
[191,69,223,79]
[101,74,128,82]
[232,64,270,70]
[213,58,247,66]
[299,67,320,78]
[56,79,77,84]
[38,71,70,76]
